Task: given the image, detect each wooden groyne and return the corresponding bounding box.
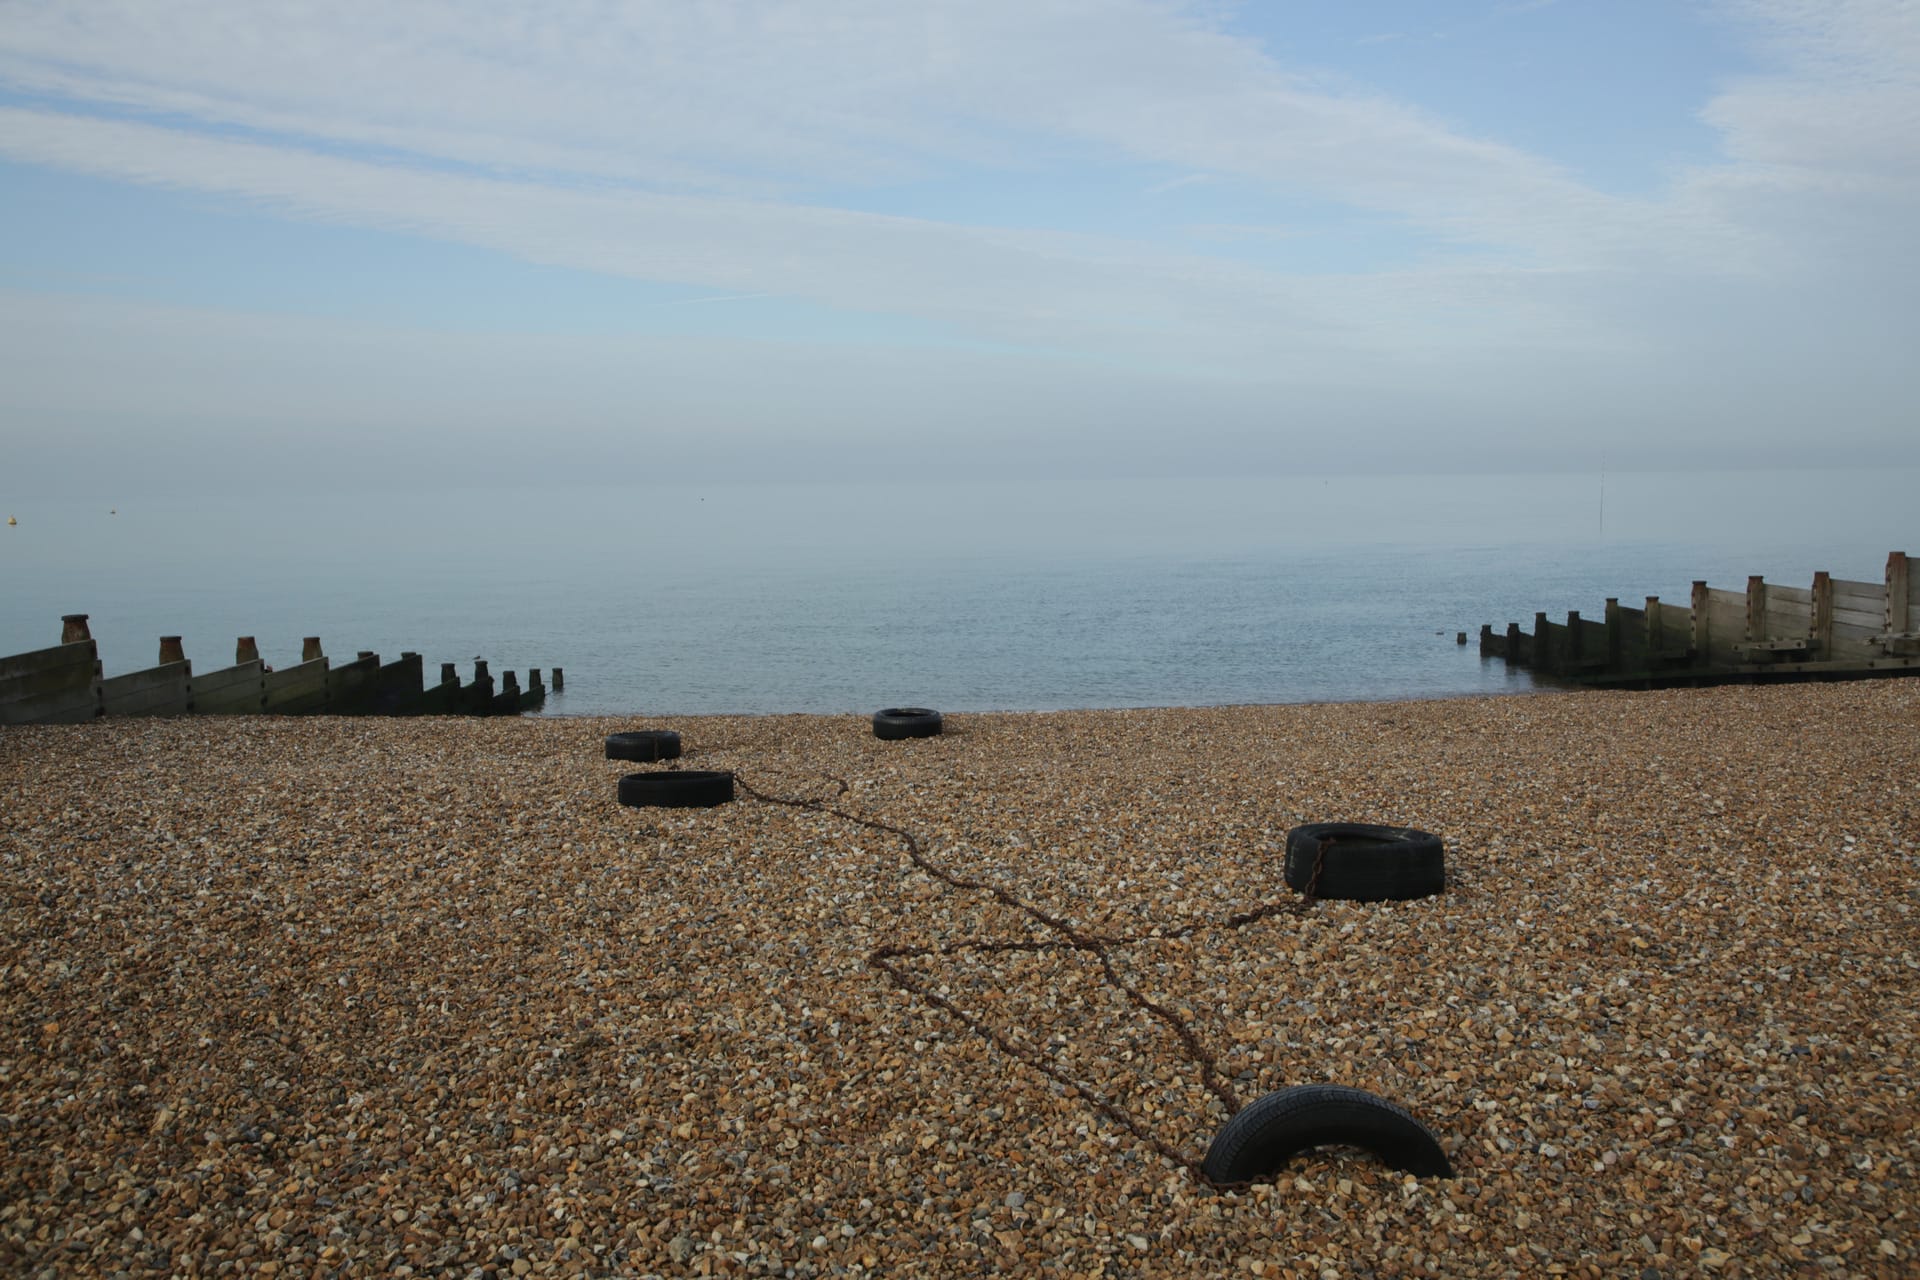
[0,616,562,725]
[1481,550,1919,689]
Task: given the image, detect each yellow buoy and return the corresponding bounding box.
[6,515,14,526]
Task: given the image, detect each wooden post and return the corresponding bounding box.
[552,668,564,691]
[529,669,545,694]
[1811,572,1833,656]
[468,661,495,714]
[1455,631,1466,645]
[1889,551,1912,634]
[1645,596,1662,661]
[159,636,185,665]
[1747,575,1767,641]
[1534,611,1552,673]
[1691,581,1709,658]
[302,637,323,663]
[237,637,261,664]
[1504,623,1521,663]
[62,614,91,644]
[1566,610,1584,667]
[1604,598,1622,669]
[500,670,520,695]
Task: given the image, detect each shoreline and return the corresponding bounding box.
[528,682,1558,721]
[4,681,1917,1277]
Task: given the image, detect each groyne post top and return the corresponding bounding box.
[61,614,91,644]
[552,668,564,691]
[236,636,260,664]
[501,670,520,693]
[302,637,323,663]
[1889,551,1912,629]
[159,636,185,665]
[473,659,490,681]
[441,662,458,685]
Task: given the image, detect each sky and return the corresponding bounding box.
[1,0,1917,493]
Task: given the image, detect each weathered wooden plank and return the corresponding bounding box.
[1833,605,1884,631]
[1703,595,1748,661]
[0,640,101,723]
[193,661,264,696]
[1610,602,1647,668]
[1533,614,1565,674]
[1705,587,1746,610]
[264,659,330,713]
[1763,604,1811,635]
[0,661,99,702]
[1729,654,1920,676]
[1832,580,1884,607]
[0,650,98,703]
[1707,603,1747,632]
[0,685,101,724]
[1766,584,1813,605]
[0,640,97,684]
[326,656,381,710]
[193,662,268,714]
[102,662,192,717]
[101,661,191,699]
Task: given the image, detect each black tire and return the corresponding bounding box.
[1283,823,1444,902]
[1202,1084,1453,1184]
[617,770,733,808]
[873,707,942,740]
[605,730,683,762]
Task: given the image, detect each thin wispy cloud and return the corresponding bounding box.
[0,0,1915,485]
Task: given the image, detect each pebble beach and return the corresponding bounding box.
[3,682,1918,1278]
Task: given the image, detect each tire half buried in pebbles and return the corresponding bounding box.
[605,729,683,761]
[1202,1084,1454,1184]
[616,769,733,807]
[873,707,943,740]
[1284,821,1445,901]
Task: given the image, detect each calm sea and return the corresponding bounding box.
[2,471,1913,716]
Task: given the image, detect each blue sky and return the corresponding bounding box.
[1,0,1916,491]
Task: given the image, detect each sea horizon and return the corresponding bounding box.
[4,467,1914,718]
